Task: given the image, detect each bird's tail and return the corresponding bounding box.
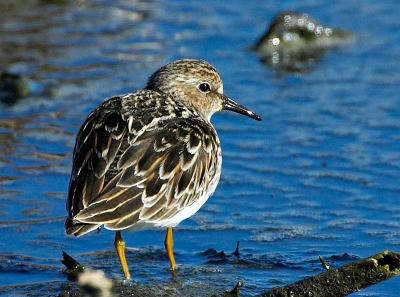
[65,218,100,237]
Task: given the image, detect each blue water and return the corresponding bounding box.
[0,0,399,296]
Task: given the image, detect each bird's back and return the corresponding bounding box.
[66,89,221,236]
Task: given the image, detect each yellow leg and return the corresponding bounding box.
[164,227,177,270]
[114,231,131,279]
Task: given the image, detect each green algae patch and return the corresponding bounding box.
[261,250,400,297]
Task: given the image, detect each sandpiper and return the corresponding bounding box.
[65,59,261,279]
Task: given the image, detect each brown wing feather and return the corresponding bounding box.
[74,117,219,230]
[65,97,126,236]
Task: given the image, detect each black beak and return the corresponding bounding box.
[223,95,262,121]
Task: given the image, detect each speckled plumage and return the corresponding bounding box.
[66,86,221,236]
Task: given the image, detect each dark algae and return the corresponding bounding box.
[261,251,400,297]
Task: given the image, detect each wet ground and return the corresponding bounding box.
[0,0,399,296]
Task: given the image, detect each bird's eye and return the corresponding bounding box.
[198,82,211,93]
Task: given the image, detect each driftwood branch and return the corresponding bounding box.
[61,250,400,297]
[62,251,85,281]
[261,250,400,297]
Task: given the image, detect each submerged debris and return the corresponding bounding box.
[319,255,330,270]
[233,241,240,257]
[62,251,85,281]
[61,251,228,297]
[0,72,30,104]
[202,242,242,264]
[254,12,353,72]
[224,281,243,297]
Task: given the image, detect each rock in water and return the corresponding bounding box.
[254,12,354,72]
[0,72,30,104]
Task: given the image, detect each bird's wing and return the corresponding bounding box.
[67,90,176,221]
[66,97,127,222]
[69,93,220,230]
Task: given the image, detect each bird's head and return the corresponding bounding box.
[146,59,262,121]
